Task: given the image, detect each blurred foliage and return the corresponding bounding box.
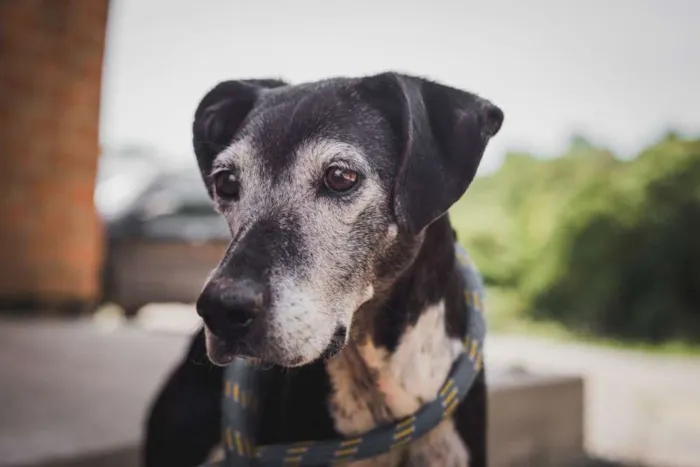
[450,133,700,344]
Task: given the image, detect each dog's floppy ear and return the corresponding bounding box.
[192,79,288,195]
[358,73,503,234]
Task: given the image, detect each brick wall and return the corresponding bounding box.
[0,0,110,310]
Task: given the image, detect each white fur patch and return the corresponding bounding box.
[266,276,337,366]
[386,223,398,241]
[327,300,469,466]
[389,301,464,409]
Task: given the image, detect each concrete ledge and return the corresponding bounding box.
[489,370,586,467]
[0,317,585,467]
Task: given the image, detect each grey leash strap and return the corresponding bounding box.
[220,358,261,467]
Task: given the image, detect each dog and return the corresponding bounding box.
[143,72,503,467]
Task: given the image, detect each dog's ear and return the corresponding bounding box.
[357,73,503,234]
[192,79,288,196]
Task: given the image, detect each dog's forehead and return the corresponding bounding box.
[230,82,395,176]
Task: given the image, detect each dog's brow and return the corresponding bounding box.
[211,140,253,172]
[211,156,232,172]
[296,139,372,173]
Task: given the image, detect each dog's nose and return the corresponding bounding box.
[196,278,264,333]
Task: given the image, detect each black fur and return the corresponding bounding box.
[356,73,503,234]
[192,74,502,231]
[145,72,502,466]
[193,79,288,195]
[372,215,468,352]
[144,331,223,467]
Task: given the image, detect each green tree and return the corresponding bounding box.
[451,133,700,344]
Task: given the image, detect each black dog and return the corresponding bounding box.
[144,73,503,467]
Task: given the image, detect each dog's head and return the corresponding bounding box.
[193,73,503,367]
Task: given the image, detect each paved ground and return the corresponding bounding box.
[0,317,188,466]
[486,335,700,467]
[1,305,697,467]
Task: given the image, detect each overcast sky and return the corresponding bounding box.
[99,0,700,173]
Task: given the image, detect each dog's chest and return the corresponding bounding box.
[326,300,467,466]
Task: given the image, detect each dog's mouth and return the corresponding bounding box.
[321,325,348,360]
[204,323,349,368]
[203,327,243,366]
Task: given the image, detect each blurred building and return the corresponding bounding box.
[0,0,110,313]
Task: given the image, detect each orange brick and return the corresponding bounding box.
[0,0,109,306]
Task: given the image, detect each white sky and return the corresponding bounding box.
[100,0,700,173]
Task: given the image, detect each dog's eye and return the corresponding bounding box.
[213,170,240,199]
[323,166,358,193]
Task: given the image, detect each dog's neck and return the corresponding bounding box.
[326,215,467,435]
[256,216,468,446]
